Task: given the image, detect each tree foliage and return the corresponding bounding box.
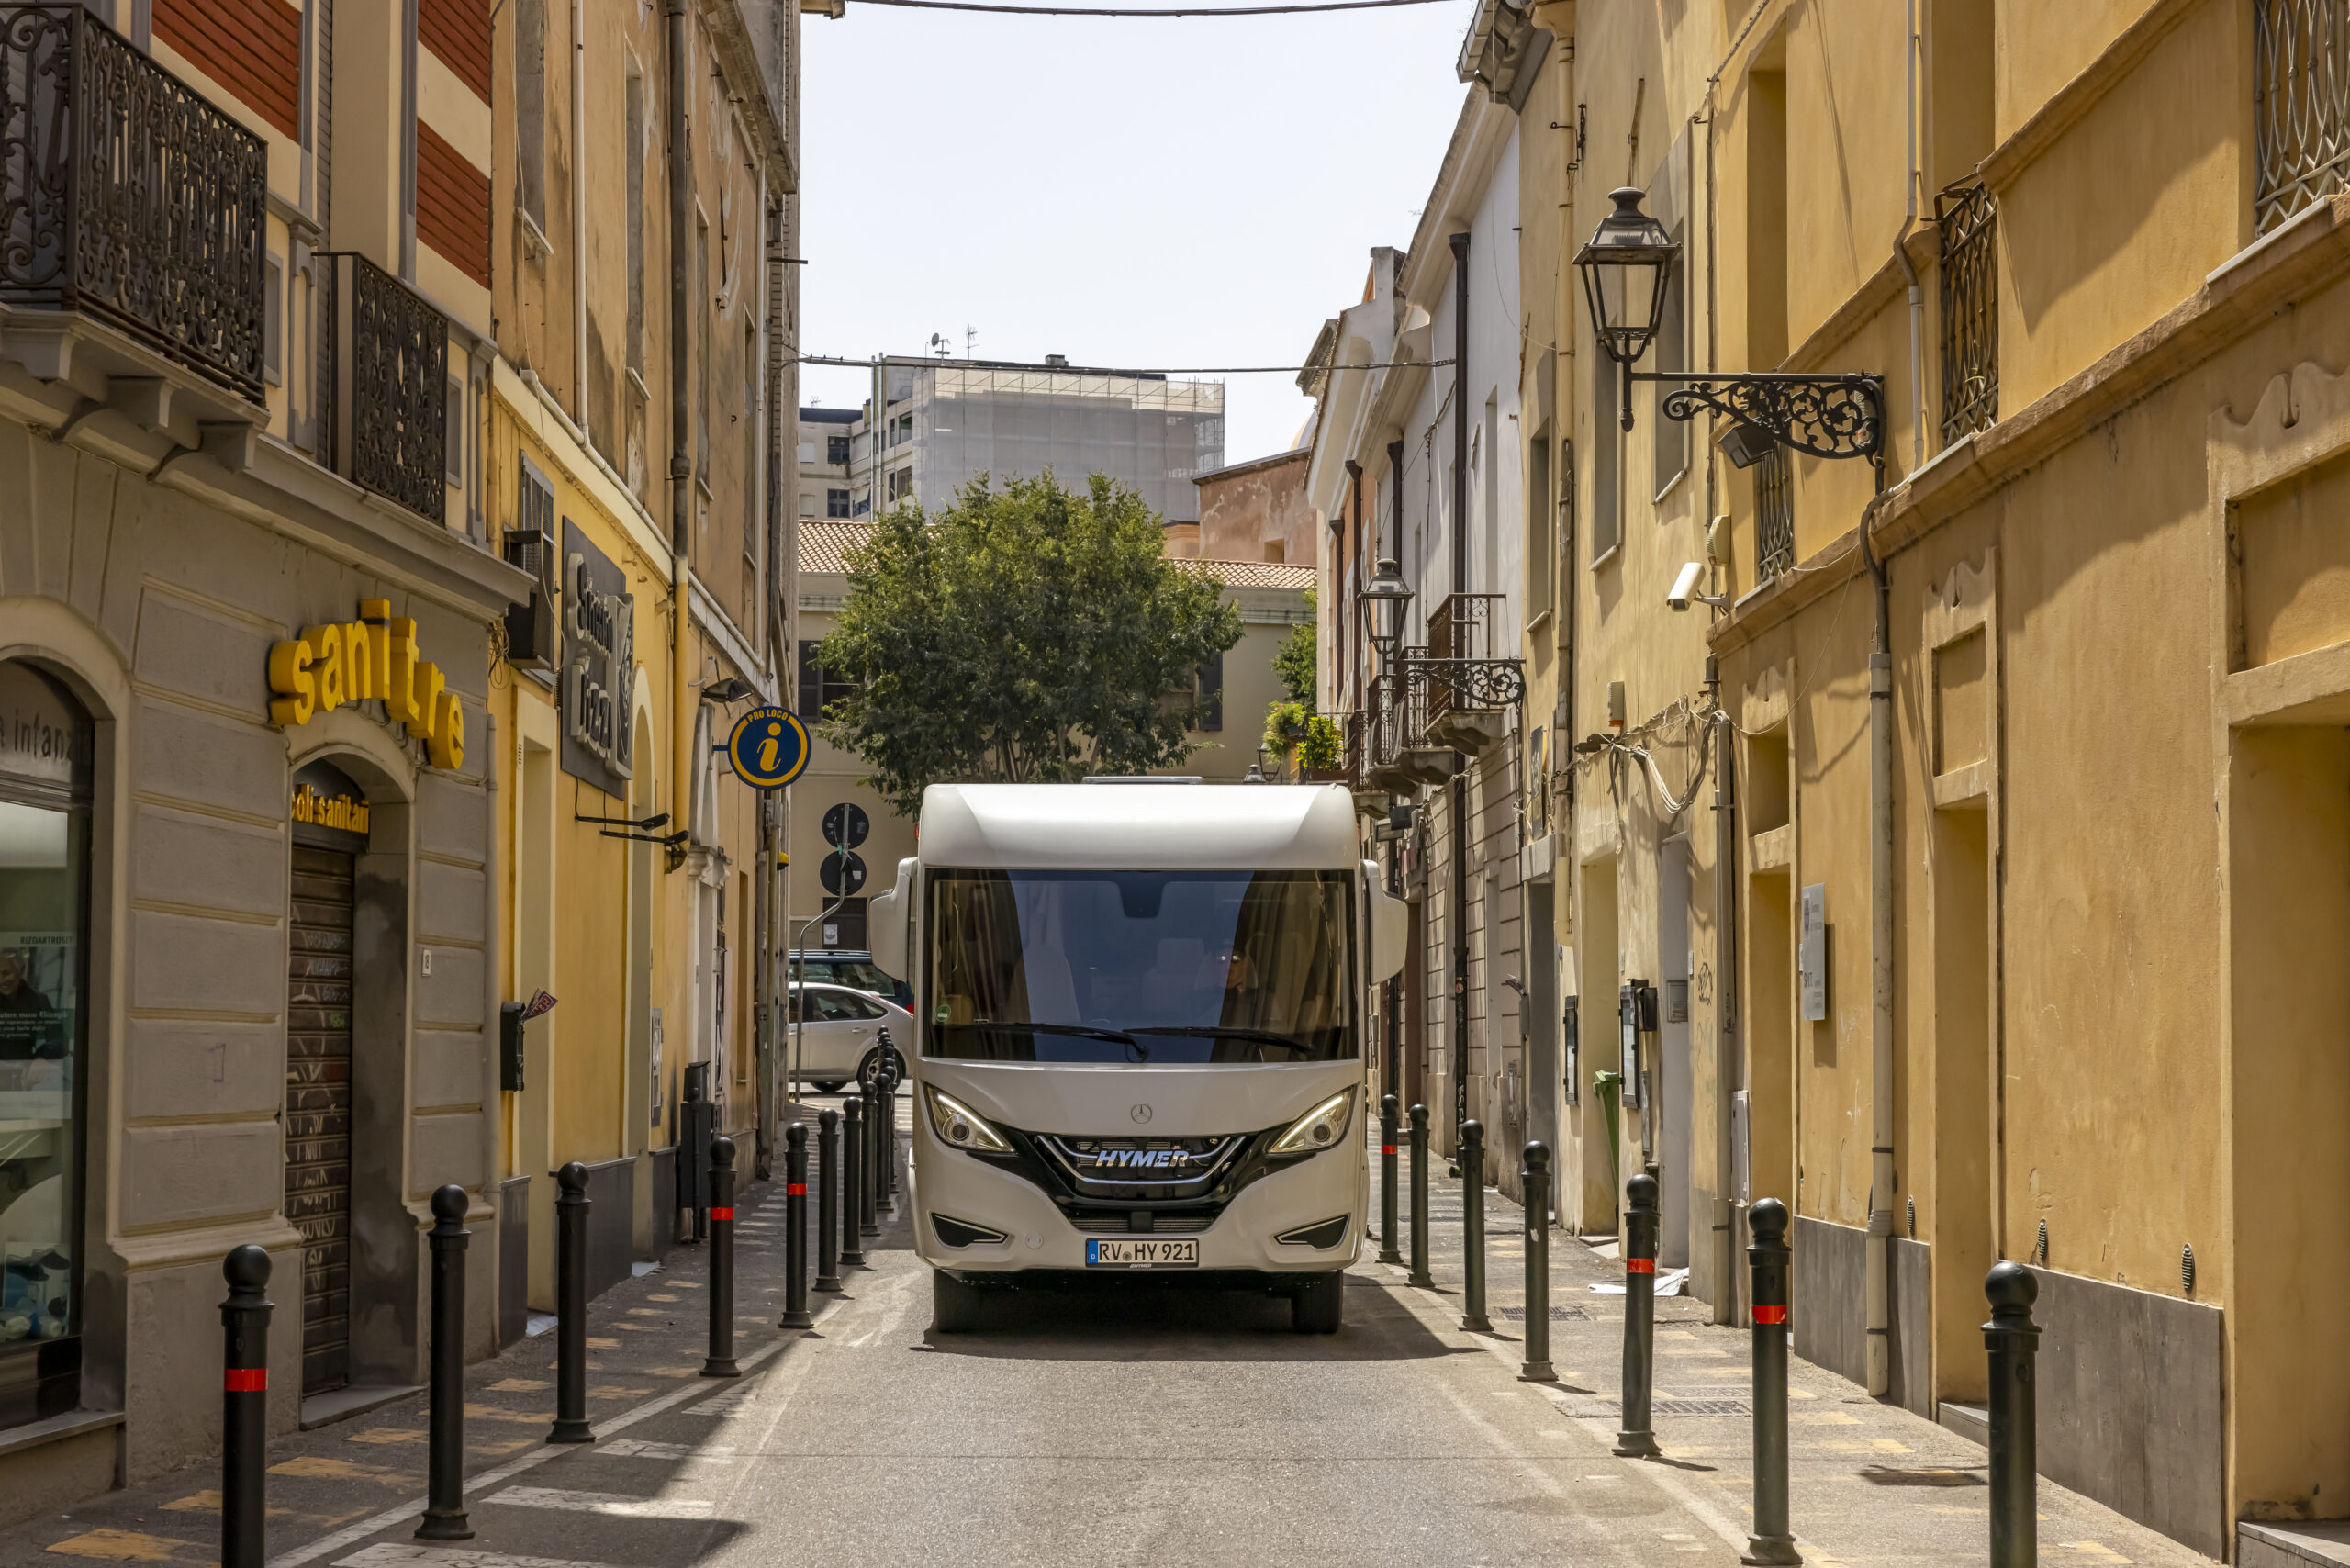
[1271,588,1316,706]
[816,473,1243,816]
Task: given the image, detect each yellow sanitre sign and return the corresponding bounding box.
[267,597,465,770]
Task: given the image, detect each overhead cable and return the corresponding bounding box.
[842,0,1451,15]
[800,354,1453,375]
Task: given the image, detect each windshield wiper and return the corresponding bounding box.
[957,1020,1140,1046]
[1125,1026,1317,1059]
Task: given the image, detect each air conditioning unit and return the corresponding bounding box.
[502,525,557,669]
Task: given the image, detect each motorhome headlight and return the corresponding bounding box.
[1269,1087,1356,1158]
[923,1085,1013,1156]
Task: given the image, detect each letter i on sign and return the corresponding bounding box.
[759,722,781,775]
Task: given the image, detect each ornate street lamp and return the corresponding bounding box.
[1360,557,1414,662]
[1575,185,1884,464]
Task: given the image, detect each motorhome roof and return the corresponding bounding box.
[918,782,1361,870]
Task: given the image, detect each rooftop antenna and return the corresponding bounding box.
[966,325,976,359]
[929,332,950,358]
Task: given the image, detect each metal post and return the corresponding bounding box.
[1407,1102,1433,1288]
[550,1161,594,1443]
[218,1245,274,1568]
[781,1123,813,1329]
[1744,1197,1798,1565]
[1377,1092,1401,1264]
[841,1097,868,1264]
[416,1187,473,1540]
[814,1107,843,1292]
[859,1081,883,1238]
[1519,1142,1556,1382]
[1986,1261,2041,1568]
[878,1059,900,1206]
[702,1137,741,1374]
[1459,1119,1492,1331]
[1615,1171,1662,1457]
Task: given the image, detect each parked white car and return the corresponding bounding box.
[785,982,912,1092]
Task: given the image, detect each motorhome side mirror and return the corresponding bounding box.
[867,857,916,980]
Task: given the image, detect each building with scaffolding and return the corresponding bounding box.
[798,356,1225,524]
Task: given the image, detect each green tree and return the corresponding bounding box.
[1271,588,1316,706]
[817,472,1243,816]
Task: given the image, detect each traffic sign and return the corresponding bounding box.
[727,706,809,790]
[822,801,870,849]
[820,850,867,897]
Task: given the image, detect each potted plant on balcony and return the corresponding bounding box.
[1296,714,1347,782]
[1263,698,1313,758]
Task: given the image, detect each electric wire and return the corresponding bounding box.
[844,0,1450,14]
[801,354,1452,374]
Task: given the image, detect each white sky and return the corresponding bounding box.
[798,0,1479,468]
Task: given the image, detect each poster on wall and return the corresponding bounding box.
[0,934,73,1076]
[559,520,636,799]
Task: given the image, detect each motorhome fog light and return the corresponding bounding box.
[1270,1088,1356,1158]
[924,1085,1013,1156]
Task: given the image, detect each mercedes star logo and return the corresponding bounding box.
[1129,1103,1154,1125]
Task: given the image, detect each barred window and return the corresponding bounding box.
[1937,179,1998,445]
[2255,0,2350,234]
[1755,445,1795,585]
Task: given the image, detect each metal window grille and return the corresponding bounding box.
[1936,179,1998,445]
[318,252,449,521]
[2256,0,2350,234]
[1755,445,1795,584]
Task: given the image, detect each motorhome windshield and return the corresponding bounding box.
[925,868,1355,1064]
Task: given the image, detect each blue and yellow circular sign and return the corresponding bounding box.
[728,706,810,790]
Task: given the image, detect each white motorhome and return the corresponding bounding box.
[867,780,1407,1333]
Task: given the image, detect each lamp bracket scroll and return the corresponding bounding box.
[1635,372,1886,464]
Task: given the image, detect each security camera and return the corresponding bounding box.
[1668,561,1728,613]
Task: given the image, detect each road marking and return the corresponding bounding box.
[481,1488,713,1519]
[45,1532,194,1562]
[599,1440,735,1461]
[339,1544,611,1568]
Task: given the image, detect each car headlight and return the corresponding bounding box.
[924,1085,1013,1156]
[1269,1087,1356,1158]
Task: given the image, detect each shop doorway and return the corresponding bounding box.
[286,762,367,1396]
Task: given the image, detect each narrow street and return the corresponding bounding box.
[0,1105,2199,1568]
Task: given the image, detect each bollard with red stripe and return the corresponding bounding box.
[416,1186,474,1539]
[219,1244,273,1568]
[701,1137,741,1376]
[1377,1093,1401,1265]
[780,1122,813,1330]
[1745,1196,1799,1564]
[1613,1172,1662,1457]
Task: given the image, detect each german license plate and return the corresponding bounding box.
[1085,1237,1198,1269]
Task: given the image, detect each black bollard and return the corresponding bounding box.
[1407,1102,1434,1288]
[702,1137,741,1376]
[1985,1261,2041,1568]
[814,1108,843,1292]
[781,1123,814,1329]
[550,1161,594,1443]
[219,1245,273,1568]
[878,1062,901,1208]
[858,1081,883,1239]
[1518,1142,1556,1382]
[1614,1172,1662,1458]
[1743,1197,1798,1565]
[416,1186,474,1540]
[1459,1119,1493,1331]
[841,1098,868,1265]
[1378,1092,1401,1265]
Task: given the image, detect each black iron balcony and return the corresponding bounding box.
[1417,592,1524,734]
[319,252,449,522]
[0,5,267,399]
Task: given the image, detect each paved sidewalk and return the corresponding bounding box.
[1383,1155,2216,1566]
[0,1093,909,1568]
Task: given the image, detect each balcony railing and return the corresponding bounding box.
[1422,592,1515,727]
[1937,179,1998,445]
[319,252,449,521]
[2255,0,2350,234]
[0,5,266,398]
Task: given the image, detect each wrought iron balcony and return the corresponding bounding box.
[1417,592,1525,731]
[0,5,267,399]
[319,252,449,522]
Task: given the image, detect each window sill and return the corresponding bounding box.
[1524,608,1553,635]
[0,1407,121,1462]
[1651,465,1689,509]
[1589,543,1622,573]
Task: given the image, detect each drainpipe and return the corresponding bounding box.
[1863,0,1923,1400]
[573,0,588,448]
[1711,666,1738,1327]
[1449,231,1472,1154]
[1895,0,1926,474]
[666,0,694,847]
[480,711,502,1280]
